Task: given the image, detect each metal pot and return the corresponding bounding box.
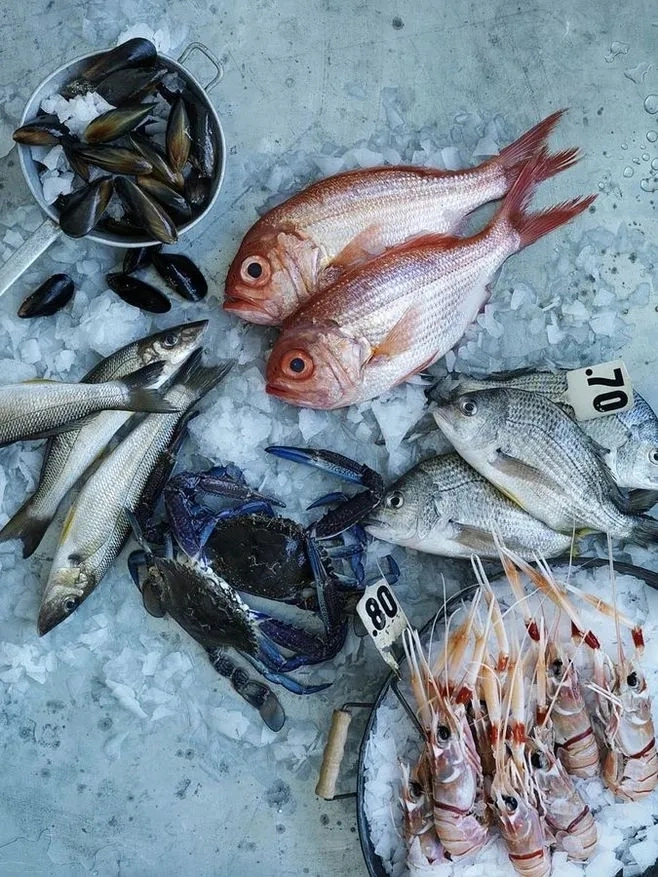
[355,558,658,877]
[0,41,226,296]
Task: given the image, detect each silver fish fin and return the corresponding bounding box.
[490,449,555,506]
[619,488,658,515]
[120,362,179,413]
[453,523,498,554]
[0,497,51,558]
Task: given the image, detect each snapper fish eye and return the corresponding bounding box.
[240,255,270,284]
[282,349,314,379]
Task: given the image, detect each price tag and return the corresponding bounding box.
[356,579,409,672]
[565,359,634,422]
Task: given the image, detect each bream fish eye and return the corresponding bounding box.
[459,397,478,417]
[282,349,314,379]
[64,597,78,613]
[240,255,270,285]
[649,448,658,465]
[162,331,179,348]
[385,491,404,510]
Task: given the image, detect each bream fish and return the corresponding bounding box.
[364,453,573,559]
[0,321,207,558]
[433,388,658,544]
[266,152,594,409]
[0,362,175,447]
[225,111,566,324]
[38,350,233,635]
[427,369,658,496]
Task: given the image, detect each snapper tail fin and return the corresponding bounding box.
[496,109,567,182]
[498,150,596,250]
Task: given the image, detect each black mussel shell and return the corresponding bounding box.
[186,99,217,178]
[184,171,211,210]
[136,176,192,221]
[152,252,208,301]
[106,273,171,313]
[97,216,146,239]
[13,114,67,146]
[58,177,114,238]
[95,66,167,106]
[18,273,75,318]
[166,98,191,173]
[129,134,184,190]
[83,38,158,83]
[72,145,152,175]
[123,245,159,274]
[115,177,178,245]
[83,104,155,144]
[62,137,91,181]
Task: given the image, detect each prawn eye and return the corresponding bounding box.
[385,491,404,510]
[282,349,314,379]
[649,448,658,465]
[64,597,79,614]
[240,255,270,285]
[162,331,179,348]
[550,658,563,677]
[627,671,639,688]
[502,794,518,813]
[530,752,546,769]
[437,725,451,741]
[459,397,477,417]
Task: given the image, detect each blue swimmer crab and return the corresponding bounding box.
[128,448,393,731]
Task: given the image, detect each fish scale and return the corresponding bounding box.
[434,387,658,543]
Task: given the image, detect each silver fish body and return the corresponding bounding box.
[433,388,658,544]
[38,351,233,635]
[364,453,573,559]
[0,363,174,447]
[0,321,208,558]
[429,370,658,492]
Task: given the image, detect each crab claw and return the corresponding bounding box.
[241,650,332,696]
[206,648,285,731]
[266,446,384,538]
[257,614,348,669]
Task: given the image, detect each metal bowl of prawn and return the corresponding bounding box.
[356,557,658,877]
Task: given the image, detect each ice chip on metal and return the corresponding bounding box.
[356,579,409,671]
[566,359,634,422]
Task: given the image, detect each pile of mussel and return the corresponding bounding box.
[13,38,219,243]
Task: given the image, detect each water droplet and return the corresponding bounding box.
[624,60,653,83]
[621,142,629,150]
[623,166,634,177]
[643,153,651,160]
[651,158,658,171]
[647,130,658,143]
[644,94,658,114]
[633,157,641,165]
[640,175,658,193]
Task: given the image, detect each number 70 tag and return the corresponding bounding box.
[565,359,634,422]
[356,579,409,672]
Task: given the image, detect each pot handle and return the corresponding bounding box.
[0,217,61,299]
[315,702,373,800]
[177,42,224,91]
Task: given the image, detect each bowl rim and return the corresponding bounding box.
[17,45,226,248]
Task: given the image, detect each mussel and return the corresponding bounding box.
[166,98,192,173]
[187,99,217,178]
[184,171,211,210]
[95,66,167,106]
[58,177,114,238]
[115,177,178,245]
[83,38,158,83]
[62,138,91,181]
[18,274,75,318]
[106,273,171,313]
[72,145,153,175]
[83,104,154,144]
[135,177,192,221]
[152,252,208,301]
[129,134,184,190]
[13,114,67,146]
[123,246,157,274]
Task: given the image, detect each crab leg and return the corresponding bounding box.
[206,647,286,732]
[265,445,384,537]
[256,613,348,669]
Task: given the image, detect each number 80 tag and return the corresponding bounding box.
[565,359,634,422]
[357,579,409,672]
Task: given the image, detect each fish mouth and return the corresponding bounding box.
[37,603,67,637]
[265,382,308,407]
[223,296,279,326]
